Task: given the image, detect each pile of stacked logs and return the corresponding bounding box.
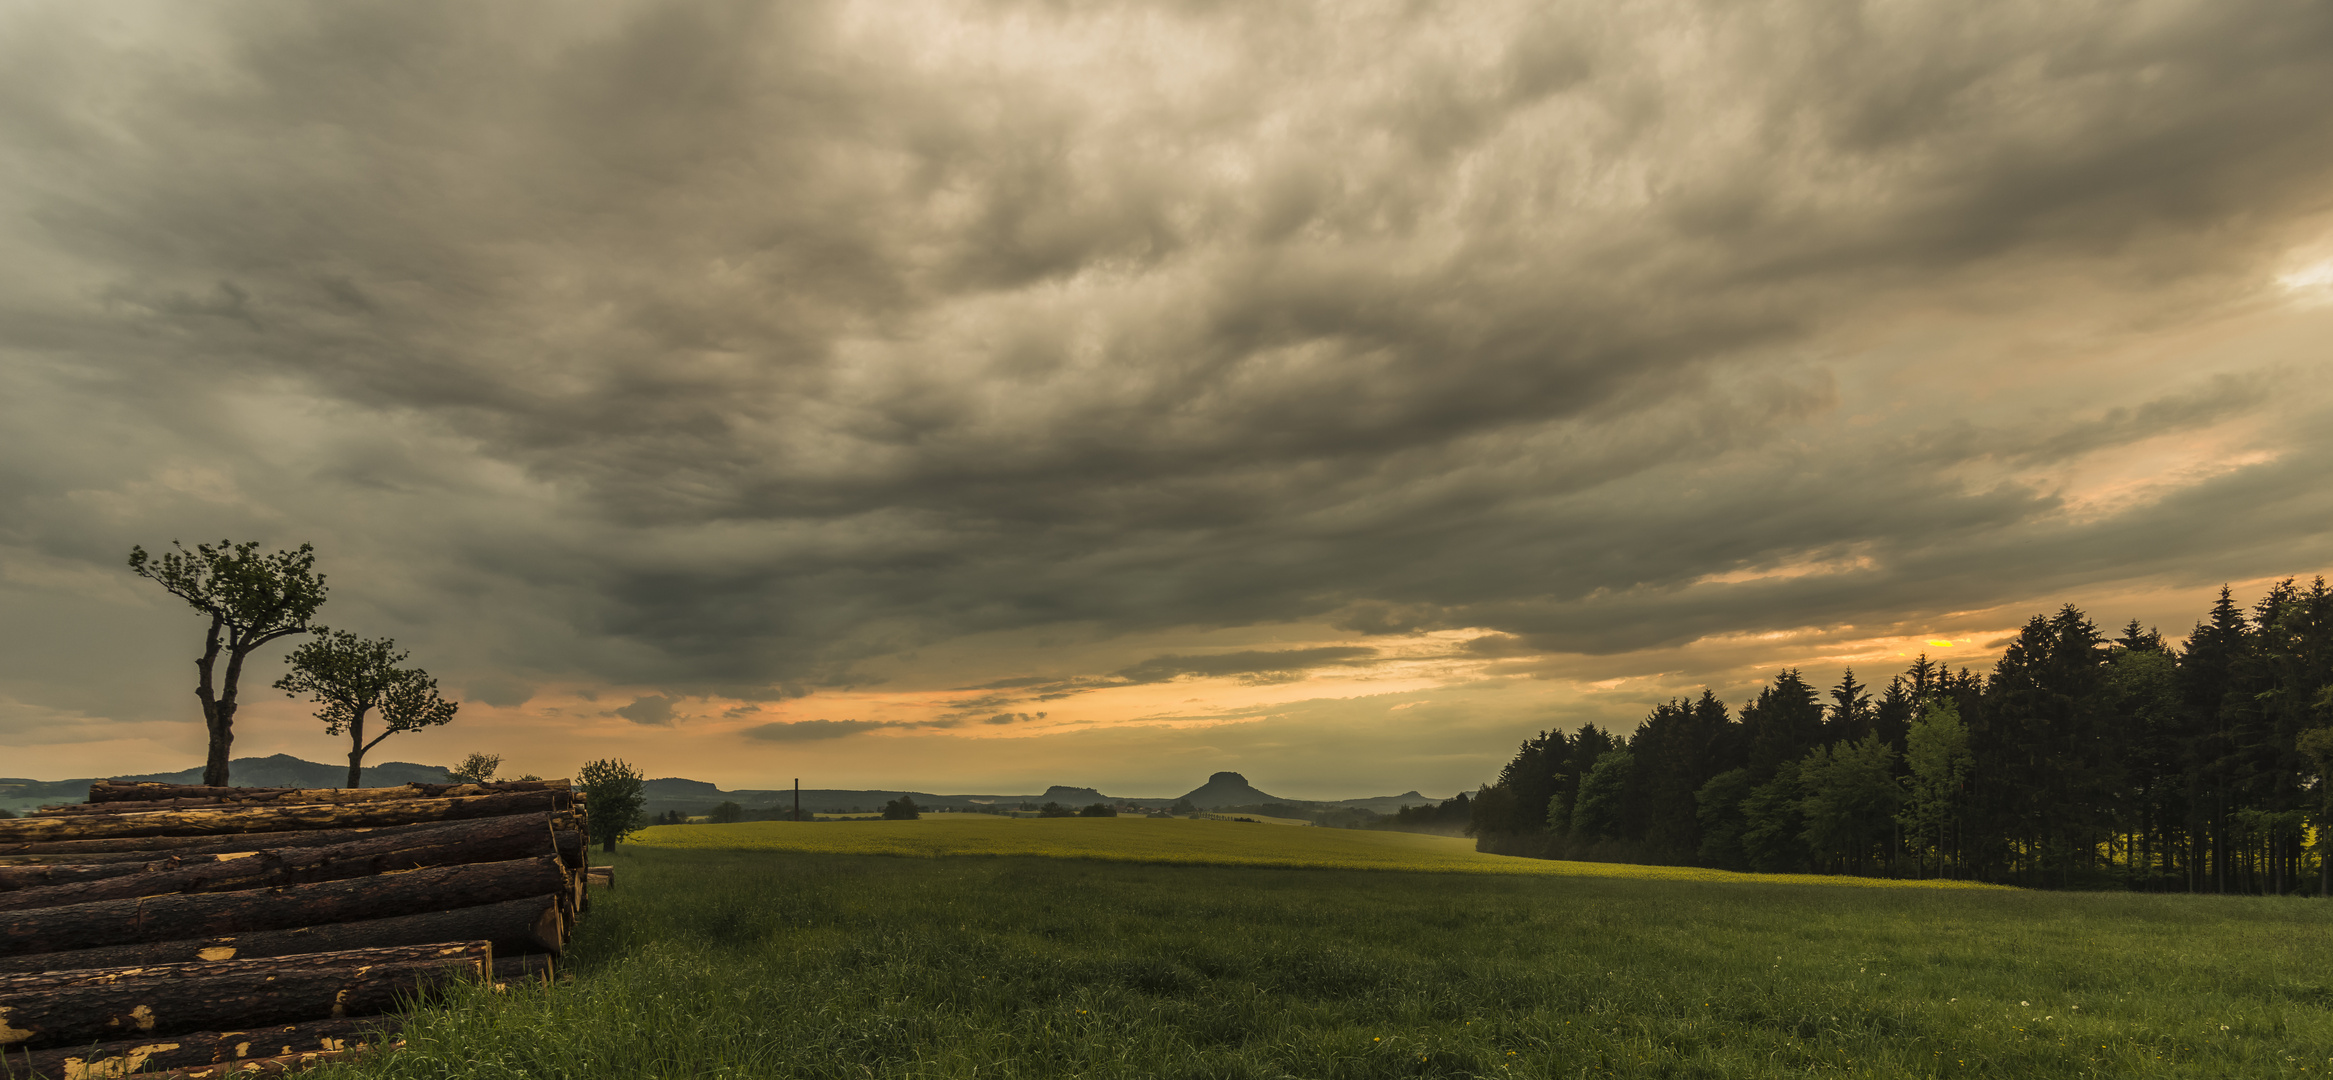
[0,779,597,1079]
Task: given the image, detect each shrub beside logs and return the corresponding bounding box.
[0,778,591,1078]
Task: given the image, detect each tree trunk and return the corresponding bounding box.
[0,942,488,1050]
[0,791,564,845]
[84,779,569,806]
[0,895,560,975]
[6,1016,393,1079]
[0,813,562,911]
[0,856,568,957]
[195,614,228,789]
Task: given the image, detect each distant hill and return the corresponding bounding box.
[1176,771,1285,809]
[0,753,454,814]
[3,757,1445,819]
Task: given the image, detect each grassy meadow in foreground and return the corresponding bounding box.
[302,833,2333,1080]
[625,815,2001,890]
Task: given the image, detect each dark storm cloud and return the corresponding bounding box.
[614,695,679,726]
[2,0,2331,727]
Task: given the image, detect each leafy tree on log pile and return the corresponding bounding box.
[448,752,502,784]
[1079,802,1117,817]
[882,797,921,820]
[275,630,460,788]
[580,758,646,852]
[128,540,328,786]
[709,801,745,823]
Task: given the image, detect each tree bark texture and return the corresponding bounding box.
[0,942,487,1049]
[0,792,564,845]
[0,824,585,870]
[4,1014,394,1078]
[0,856,567,957]
[0,814,561,912]
[0,895,560,976]
[154,1043,379,1079]
[85,780,568,806]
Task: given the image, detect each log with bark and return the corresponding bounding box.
[0,942,488,1050]
[82,779,568,806]
[587,865,614,889]
[0,895,560,975]
[0,856,567,957]
[0,814,561,912]
[5,1016,393,1079]
[151,1042,387,1079]
[0,825,586,871]
[0,791,564,845]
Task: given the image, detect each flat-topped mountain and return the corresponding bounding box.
[1176,771,1285,809]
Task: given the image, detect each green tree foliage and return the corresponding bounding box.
[1797,735,1901,872]
[1037,801,1073,817]
[580,758,646,852]
[274,629,459,788]
[1898,700,1972,878]
[1568,749,1635,842]
[1169,798,1198,815]
[710,801,745,824]
[1079,803,1117,817]
[128,540,328,786]
[1470,577,2333,893]
[883,797,922,820]
[448,752,502,785]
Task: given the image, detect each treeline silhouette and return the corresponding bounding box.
[1467,578,2333,893]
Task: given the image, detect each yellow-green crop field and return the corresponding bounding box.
[631,814,2005,890]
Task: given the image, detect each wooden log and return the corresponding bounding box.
[0,942,487,1050]
[84,778,568,805]
[0,895,560,975]
[587,865,614,889]
[0,816,520,863]
[0,814,559,912]
[492,953,554,984]
[151,1042,389,1079]
[6,1016,391,1079]
[0,857,567,957]
[0,825,586,869]
[0,791,564,845]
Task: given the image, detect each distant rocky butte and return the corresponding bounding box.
[1176,771,1286,809]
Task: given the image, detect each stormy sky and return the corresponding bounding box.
[4,0,2331,797]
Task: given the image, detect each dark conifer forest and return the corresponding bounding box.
[1468,578,2333,892]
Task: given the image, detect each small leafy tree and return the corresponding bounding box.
[882,796,922,820]
[1037,801,1073,817]
[1898,699,1973,878]
[1169,798,1197,815]
[275,630,460,788]
[129,540,328,786]
[580,758,646,852]
[448,752,503,785]
[709,800,745,823]
[1079,802,1117,817]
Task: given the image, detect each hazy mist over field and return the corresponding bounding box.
[3,0,2331,794]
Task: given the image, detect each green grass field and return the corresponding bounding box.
[626,815,2004,890]
[304,820,2333,1080]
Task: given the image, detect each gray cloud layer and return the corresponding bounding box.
[3,0,2331,735]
